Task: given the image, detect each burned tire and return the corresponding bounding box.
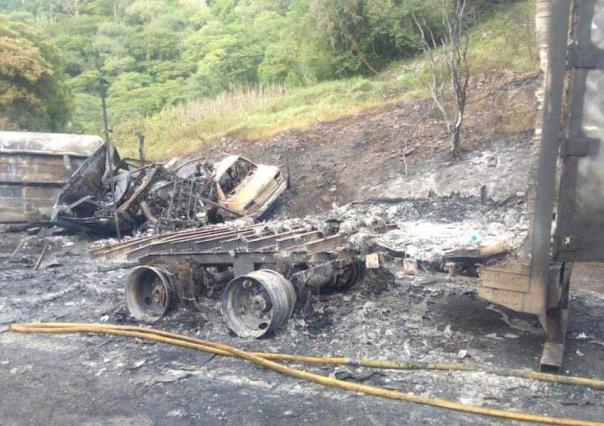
[221,269,296,338]
[126,265,175,322]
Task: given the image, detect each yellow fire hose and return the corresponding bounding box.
[15,321,604,390]
[10,322,604,426]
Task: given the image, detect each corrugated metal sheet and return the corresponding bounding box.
[0,131,103,223]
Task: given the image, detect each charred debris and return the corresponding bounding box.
[51,143,287,236]
[3,137,514,342]
[87,197,515,339]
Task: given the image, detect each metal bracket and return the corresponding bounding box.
[63,155,73,177]
[540,341,565,372]
[233,261,254,277]
[567,44,600,69]
[563,137,594,156]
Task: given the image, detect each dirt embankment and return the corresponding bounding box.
[200,70,538,217]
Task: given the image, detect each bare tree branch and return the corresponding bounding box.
[414,0,470,158]
[413,13,449,126]
[63,0,83,16]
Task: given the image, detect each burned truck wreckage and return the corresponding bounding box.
[91,218,393,338]
[51,143,287,235]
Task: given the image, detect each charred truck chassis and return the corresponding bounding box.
[92,222,373,338]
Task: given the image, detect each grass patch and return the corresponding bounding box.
[114,1,537,160]
[468,0,537,74]
[114,78,417,159]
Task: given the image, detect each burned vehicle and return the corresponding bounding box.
[51,144,286,235]
[214,155,287,219]
[91,219,389,338]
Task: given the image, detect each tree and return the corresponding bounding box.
[184,20,263,96]
[48,15,101,76]
[257,3,337,85]
[311,0,380,75]
[62,0,87,16]
[310,0,442,76]
[414,0,469,158]
[125,0,164,24]
[0,16,72,131]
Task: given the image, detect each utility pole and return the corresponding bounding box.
[137,132,145,167]
[99,75,122,241]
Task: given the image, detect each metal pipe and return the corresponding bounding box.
[33,243,49,271]
[139,201,158,225]
[529,0,571,315]
[99,75,122,241]
[9,239,26,259]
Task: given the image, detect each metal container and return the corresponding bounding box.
[479,0,604,371]
[0,131,103,223]
[555,0,604,263]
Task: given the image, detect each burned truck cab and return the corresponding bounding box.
[214,155,287,220]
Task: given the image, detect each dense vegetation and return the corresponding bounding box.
[0,16,71,130]
[0,0,535,158]
[0,0,460,131]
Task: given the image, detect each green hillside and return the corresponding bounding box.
[0,0,536,159]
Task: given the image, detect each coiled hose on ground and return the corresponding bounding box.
[10,322,604,426]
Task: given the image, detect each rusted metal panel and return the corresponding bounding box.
[0,131,103,223]
[478,264,534,313]
[0,154,74,184]
[479,264,531,293]
[0,184,64,222]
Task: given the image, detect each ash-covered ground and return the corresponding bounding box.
[1,197,603,426]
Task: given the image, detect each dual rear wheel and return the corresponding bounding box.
[126,262,361,337]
